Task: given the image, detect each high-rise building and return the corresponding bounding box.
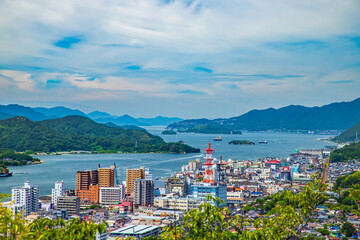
[12,181,39,216]
[76,170,98,192]
[126,167,145,195]
[134,179,154,206]
[99,185,125,205]
[76,166,116,203]
[57,196,80,215]
[98,166,115,188]
[52,180,65,205]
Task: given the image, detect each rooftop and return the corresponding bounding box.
[110,225,159,235]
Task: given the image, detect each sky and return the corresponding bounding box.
[0,0,360,118]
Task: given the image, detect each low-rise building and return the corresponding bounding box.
[109,225,160,239]
[99,185,125,205]
[57,196,80,215]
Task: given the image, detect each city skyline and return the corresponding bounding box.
[0,0,360,118]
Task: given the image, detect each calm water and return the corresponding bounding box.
[0,129,336,195]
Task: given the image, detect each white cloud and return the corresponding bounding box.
[0,70,36,92]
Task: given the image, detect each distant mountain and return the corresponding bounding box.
[104,121,146,131]
[0,104,183,127]
[332,121,360,143]
[34,106,87,118]
[0,112,14,120]
[0,104,50,121]
[168,98,360,131]
[137,116,183,126]
[87,111,113,119]
[0,116,199,153]
[95,114,149,126]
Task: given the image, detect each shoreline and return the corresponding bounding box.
[30,152,199,156]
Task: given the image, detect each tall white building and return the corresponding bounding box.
[99,185,125,205]
[52,180,65,205]
[12,181,39,216]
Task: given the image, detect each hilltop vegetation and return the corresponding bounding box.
[228,140,255,145]
[169,97,360,131]
[179,124,242,134]
[332,121,360,143]
[0,148,40,167]
[0,116,199,153]
[161,130,177,135]
[330,142,360,163]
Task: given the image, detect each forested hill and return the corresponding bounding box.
[168,97,360,131]
[0,116,199,153]
[332,121,360,143]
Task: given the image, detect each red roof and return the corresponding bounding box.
[265,160,281,164]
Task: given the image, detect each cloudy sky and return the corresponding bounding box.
[0,0,359,118]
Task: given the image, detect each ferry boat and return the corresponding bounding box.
[258,141,268,144]
[0,168,12,177]
[213,136,222,141]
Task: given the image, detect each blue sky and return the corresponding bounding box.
[0,0,359,118]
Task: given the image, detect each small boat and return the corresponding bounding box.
[258,141,268,144]
[0,168,12,177]
[214,136,222,141]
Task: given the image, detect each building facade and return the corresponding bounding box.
[166,177,188,197]
[52,180,64,205]
[57,196,80,215]
[134,179,154,206]
[126,167,145,195]
[12,181,39,216]
[99,185,125,205]
[98,166,115,188]
[191,183,227,207]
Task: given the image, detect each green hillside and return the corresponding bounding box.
[0,116,199,153]
[330,142,360,163]
[332,121,360,143]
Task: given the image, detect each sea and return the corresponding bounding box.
[0,127,337,196]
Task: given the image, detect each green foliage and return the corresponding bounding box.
[332,121,360,143]
[161,130,177,135]
[330,142,360,163]
[340,222,357,237]
[0,148,40,167]
[316,228,329,236]
[0,116,199,153]
[228,140,255,145]
[333,171,360,189]
[179,124,242,134]
[0,194,107,239]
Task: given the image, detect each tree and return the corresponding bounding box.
[316,228,329,236]
[0,193,107,239]
[340,222,357,237]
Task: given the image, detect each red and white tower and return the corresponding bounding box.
[203,143,216,185]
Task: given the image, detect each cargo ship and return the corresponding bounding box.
[213,136,222,141]
[0,167,12,177]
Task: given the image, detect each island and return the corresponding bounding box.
[228,140,255,145]
[0,148,40,166]
[0,116,200,154]
[177,124,242,134]
[162,130,177,135]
